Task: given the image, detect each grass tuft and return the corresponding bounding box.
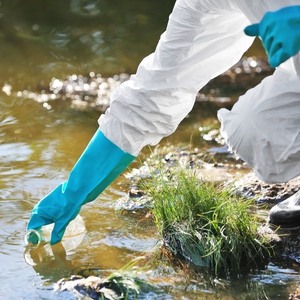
[104,258,152,299]
[141,166,273,275]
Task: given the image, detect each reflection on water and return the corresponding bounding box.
[24,243,76,282]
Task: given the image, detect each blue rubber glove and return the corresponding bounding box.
[27,129,135,245]
[244,6,300,68]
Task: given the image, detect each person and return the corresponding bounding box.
[27,1,300,245]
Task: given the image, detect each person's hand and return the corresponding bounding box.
[244,6,300,68]
[27,190,81,245]
[27,129,135,245]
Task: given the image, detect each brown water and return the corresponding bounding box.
[1,1,299,299]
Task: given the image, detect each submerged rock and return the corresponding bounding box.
[114,189,151,211]
[55,271,155,300]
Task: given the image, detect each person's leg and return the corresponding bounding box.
[99,0,254,156]
[218,54,300,184]
[218,54,300,227]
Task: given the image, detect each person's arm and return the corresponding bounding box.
[244,6,300,68]
[99,0,252,157]
[28,0,252,245]
[27,130,135,245]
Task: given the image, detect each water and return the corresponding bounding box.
[0,1,298,299]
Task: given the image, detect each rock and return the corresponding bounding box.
[234,171,300,205]
[55,272,154,300]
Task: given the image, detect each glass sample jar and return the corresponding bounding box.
[23,214,86,249]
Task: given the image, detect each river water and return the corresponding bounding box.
[1,1,300,299]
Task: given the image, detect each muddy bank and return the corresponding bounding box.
[234,171,300,205]
[122,146,300,297]
[56,145,300,299]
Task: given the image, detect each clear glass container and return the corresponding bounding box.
[23,214,86,249]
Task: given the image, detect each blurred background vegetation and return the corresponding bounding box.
[0,0,265,91]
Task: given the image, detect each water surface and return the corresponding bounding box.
[0,1,297,299]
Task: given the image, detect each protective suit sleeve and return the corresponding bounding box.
[99,0,254,156]
[244,5,300,68]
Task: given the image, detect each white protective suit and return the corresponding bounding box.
[99,0,300,184]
